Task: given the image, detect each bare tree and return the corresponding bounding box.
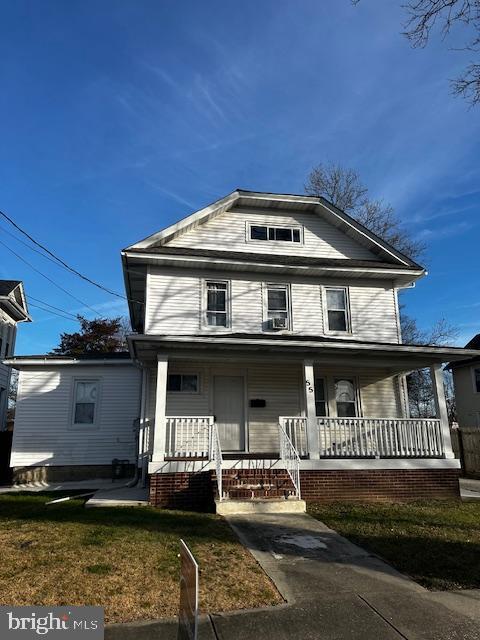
[353,0,480,106]
[400,309,459,418]
[305,162,425,260]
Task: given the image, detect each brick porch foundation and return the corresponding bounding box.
[149,471,214,511]
[299,469,461,503]
[149,468,460,510]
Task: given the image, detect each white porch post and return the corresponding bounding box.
[303,360,319,459]
[152,354,169,463]
[430,363,455,459]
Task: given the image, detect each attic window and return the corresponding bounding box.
[249,225,302,243]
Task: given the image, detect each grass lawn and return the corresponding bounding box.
[308,500,480,591]
[0,493,281,623]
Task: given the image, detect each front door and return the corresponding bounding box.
[213,375,245,451]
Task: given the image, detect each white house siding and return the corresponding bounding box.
[166,206,379,260]
[453,365,480,428]
[11,364,141,467]
[147,360,401,453]
[0,310,17,429]
[145,266,400,343]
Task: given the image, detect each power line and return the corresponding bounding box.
[0,208,141,303]
[28,302,78,322]
[27,295,79,320]
[0,238,99,314]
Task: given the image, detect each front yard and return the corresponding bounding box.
[308,500,480,591]
[0,493,281,623]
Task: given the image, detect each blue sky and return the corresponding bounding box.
[1,0,479,354]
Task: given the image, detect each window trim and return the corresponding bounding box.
[263,282,292,332]
[167,373,201,395]
[471,366,480,394]
[202,279,231,331]
[70,378,101,429]
[246,221,304,245]
[333,376,360,418]
[323,286,352,335]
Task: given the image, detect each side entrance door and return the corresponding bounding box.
[213,375,245,452]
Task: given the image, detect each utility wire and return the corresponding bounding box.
[0,208,143,304]
[0,238,99,314]
[28,302,78,322]
[27,295,79,320]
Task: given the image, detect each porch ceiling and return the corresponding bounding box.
[128,334,480,373]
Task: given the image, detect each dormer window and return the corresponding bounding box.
[249,224,302,243]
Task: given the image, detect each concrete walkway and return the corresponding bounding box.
[106,512,480,640]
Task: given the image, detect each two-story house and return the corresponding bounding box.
[449,334,480,429]
[7,191,479,508]
[0,280,30,430]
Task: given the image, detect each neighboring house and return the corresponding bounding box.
[6,191,480,508]
[0,280,30,429]
[449,334,480,429]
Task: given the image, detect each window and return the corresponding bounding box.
[205,281,229,327]
[474,368,480,393]
[249,225,301,243]
[0,337,3,357]
[315,378,328,416]
[335,379,357,417]
[325,287,349,332]
[5,342,10,358]
[73,380,99,425]
[167,374,199,393]
[266,284,290,329]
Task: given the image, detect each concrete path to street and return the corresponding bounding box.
[460,477,480,501]
[107,511,480,640]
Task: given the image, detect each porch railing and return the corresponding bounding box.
[165,416,214,458]
[209,423,223,501]
[279,416,308,456]
[278,421,301,499]
[318,417,444,458]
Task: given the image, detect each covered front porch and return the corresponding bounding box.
[129,334,470,508]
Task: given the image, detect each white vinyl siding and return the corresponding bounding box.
[145,267,399,343]
[11,365,141,467]
[452,365,480,428]
[167,207,379,260]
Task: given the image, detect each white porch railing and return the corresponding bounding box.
[209,423,223,501]
[165,416,214,458]
[279,416,308,456]
[278,421,301,499]
[317,417,444,458]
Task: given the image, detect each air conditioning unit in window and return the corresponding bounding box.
[270,317,287,330]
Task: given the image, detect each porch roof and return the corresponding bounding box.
[128,333,480,371]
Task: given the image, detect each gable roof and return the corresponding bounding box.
[0,280,30,322]
[125,189,424,270]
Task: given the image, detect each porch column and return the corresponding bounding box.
[303,360,319,459]
[152,354,169,463]
[430,363,455,459]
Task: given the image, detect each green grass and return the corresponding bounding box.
[308,500,480,591]
[0,492,281,623]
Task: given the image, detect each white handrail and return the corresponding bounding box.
[278,422,301,499]
[317,417,444,458]
[279,416,308,456]
[209,423,223,501]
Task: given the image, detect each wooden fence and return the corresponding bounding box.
[450,427,480,478]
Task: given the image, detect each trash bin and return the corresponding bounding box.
[111,458,130,481]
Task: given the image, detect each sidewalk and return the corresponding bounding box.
[106,512,480,640]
